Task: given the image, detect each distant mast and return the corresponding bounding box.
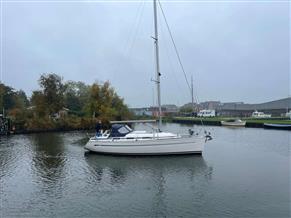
[153,0,162,128]
[191,75,194,114]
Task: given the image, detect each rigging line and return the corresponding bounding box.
[158,0,206,129]
[159,19,184,105]
[123,0,144,55]
[126,0,145,57]
[192,76,207,129]
[158,0,191,94]
[129,0,145,52]
[126,0,145,58]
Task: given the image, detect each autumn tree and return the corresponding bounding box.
[30,91,47,117]
[84,81,132,121]
[38,73,65,115]
[15,90,29,109]
[64,81,90,113]
[1,74,131,130]
[0,83,17,112]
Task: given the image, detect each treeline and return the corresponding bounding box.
[0,73,132,132]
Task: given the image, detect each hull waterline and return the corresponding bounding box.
[84,136,205,155]
[264,123,291,130]
[221,121,246,127]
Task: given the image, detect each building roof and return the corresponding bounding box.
[219,97,291,111]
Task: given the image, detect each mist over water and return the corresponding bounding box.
[0,123,290,217]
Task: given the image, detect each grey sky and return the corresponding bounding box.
[1,0,290,107]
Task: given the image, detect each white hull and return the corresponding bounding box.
[221,121,246,127]
[85,136,205,155]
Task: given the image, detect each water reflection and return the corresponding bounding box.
[28,133,67,192]
[84,153,213,216]
[84,153,128,185]
[0,135,32,180]
[1,124,289,217]
[84,153,213,187]
[0,136,13,179]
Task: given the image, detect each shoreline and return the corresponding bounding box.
[3,117,291,136]
[171,117,291,129]
[7,127,95,136]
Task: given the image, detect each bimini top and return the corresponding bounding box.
[110,124,133,137]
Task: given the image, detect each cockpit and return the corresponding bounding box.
[109,124,133,137]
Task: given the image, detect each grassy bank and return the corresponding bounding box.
[171,117,291,128]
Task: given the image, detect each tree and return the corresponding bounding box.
[84,82,101,118]
[75,81,90,108]
[0,75,131,131]
[31,91,47,117]
[8,90,29,122]
[84,81,132,121]
[39,73,65,114]
[0,83,17,112]
[64,82,82,112]
[64,81,90,113]
[111,93,131,120]
[15,90,29,109]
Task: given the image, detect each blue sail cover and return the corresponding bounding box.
[110,124,132,137]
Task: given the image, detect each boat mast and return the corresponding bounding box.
[153,0,162,129]
[191,75,194,114]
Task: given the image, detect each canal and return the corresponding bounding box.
[0,123,289,217]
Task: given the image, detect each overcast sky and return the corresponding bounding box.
[1,0,290,107]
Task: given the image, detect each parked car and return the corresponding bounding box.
[197,110,215,117]
[251,111,271,118]
[285,110,291,119]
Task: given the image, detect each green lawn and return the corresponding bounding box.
[173,117,291,125]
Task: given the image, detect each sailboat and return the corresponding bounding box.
[84,0,211,155]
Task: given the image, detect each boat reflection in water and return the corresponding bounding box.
[84,153,213,216]
[84,152,213,186]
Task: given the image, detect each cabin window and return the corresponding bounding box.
[119,126,129,134]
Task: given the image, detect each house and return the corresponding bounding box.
[130,107,152,116]
[162,104,179,116]
[52,107,69,119]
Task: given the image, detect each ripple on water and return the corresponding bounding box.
[1,126,290,217]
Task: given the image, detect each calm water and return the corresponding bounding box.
[0,123,290,217]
